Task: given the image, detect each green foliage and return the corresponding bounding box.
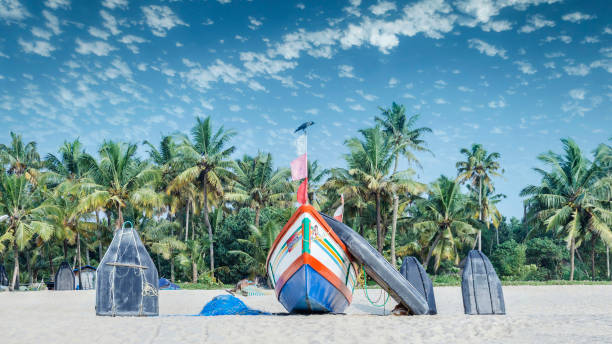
[490,240,526,278]
[525,238,566,279]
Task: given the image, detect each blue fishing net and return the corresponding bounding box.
[198,295,269,316]
[159,278,181,290]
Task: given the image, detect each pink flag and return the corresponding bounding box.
[333,194,344,222]
[297,178,308,205]
[290,153,308,181]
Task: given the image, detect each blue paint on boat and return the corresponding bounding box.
[278,265,349,313]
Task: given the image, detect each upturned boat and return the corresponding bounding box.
[266,204,357,313]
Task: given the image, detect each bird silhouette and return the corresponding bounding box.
[294,121,315,133]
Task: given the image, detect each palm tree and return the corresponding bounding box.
[521,138,612,280]
[307,160,330,209]
[456,143,503,251]
[226,153,292,227]
[375,103,431,267]
[170,117,236,277]
[0,132,41,182]
[0,174,54,290]
[466,185,505,246]
[344,126,418,253]
[78,141,161,229]
[229,221,281,278]
[141,219,186,282]
[521,139,612,280]
[411,176,478,270]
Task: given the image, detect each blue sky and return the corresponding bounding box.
[0,0,610,218]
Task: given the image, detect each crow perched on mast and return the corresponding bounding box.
[294,121,315,133]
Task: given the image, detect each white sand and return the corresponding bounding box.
[1,285,611,343]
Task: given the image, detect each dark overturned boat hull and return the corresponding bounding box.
[320,213,429,315]
[461,250,505,315]
[399,256,437,314]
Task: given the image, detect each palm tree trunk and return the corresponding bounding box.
[170,256,175,283]
[478,176,482,251]
[391,194,399,268]
[375,192,383,253]
[192,261,198,283]
[591,236,596,281]
[117,206,124,229]
[606,245,610,280]
[76,232,83,290]
[570,236,575,281]
[63,239,68,261]
[423,232,442,269]
[185,200,190,242]
[47,245,55,280]
[27,253,32,286]
[202,175,215,277]
[255,206,261,228]
[11,243,19,291]
[495,227,499,246]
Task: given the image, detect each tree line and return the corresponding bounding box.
[0,103,610,290]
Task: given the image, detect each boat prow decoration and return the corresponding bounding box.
[266,204,357,313]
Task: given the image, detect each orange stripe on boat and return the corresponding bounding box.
[266,205,348,268]
[274,253,353,304]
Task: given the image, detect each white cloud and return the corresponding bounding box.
[350,104,365,111]
[434,80,447,89]
[402,93,415,99]
[75,38,115,56]
[18,38,55,57]
[490,127,503,134]
[569,89,586,100]
[305,108,319,115]
[31,27,52,40]
[217,0,231,3]
[142,5,187,37]
[181,59,247,90]
[297,3,305,10]
[467,38,507,59]
[434,98,448,104]
[455,0,561,26]
[248,16,262,30]
[543,35,572,44]
[0,0,30,23]
[248,80,266,91]
[100,10,120,35]
[328,103,343,112]
[356,89,378,101]
[369,1,396,16]
[240,52,297,76]
[488,97,506,108]
[519,14,554,33]
[564,64,590,76]
[42,10,61,35]
[229,104,241,112]
[515,60,536,74]
[118,34,147,53]
[105,58,132,80]
[102,0,127,10]
[44,0,70,9]
[341,0,456,54]
[562,12,595,23]
[458,86,474,92]
[388,77,398,88]
[338,64,358,79]
[583,36,599,44]
[460,106,474,112]
[481,20,512,32]
[88,27,110,40]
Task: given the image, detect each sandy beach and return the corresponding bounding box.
[1,285,611,343]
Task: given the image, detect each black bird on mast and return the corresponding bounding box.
[294,121,315,133]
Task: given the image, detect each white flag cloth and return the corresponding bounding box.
[295,134,307,156]
[290,153,308,181]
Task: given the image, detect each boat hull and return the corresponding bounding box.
[267,205,357,314]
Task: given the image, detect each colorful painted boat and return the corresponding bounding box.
[266,205,358,313]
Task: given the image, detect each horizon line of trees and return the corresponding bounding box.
[0,104,610,290]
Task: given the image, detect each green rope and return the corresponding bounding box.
[362,265,390,308]
[122,221,134,229]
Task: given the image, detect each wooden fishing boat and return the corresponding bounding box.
[266,204,358,313]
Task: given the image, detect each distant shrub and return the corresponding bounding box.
[491,240,526,278]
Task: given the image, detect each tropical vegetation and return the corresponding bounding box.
[0,106,610,291]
